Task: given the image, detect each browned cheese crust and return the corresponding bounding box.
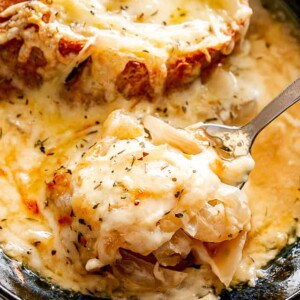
[0,0,251,102]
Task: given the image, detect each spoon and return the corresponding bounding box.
[199,77,300,161]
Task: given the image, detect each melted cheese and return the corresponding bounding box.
[63,111,252,267]
[0,0,299,299]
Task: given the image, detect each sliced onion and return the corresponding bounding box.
[153,230,192,267]
[112,250,159,291]
[192,231,247,286]
[143,116,203,154]
[112,250,187,292]
[153,262,187,288]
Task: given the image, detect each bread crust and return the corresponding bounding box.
[0,0,26,12]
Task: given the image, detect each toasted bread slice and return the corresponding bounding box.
[0,0,252,102]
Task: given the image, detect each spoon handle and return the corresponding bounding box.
[244,77,300,144]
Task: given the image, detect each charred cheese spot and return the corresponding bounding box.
[58,215,72,226]
[0,0,26,12]
[166,49,221,91]
[47,172,72,197]
[41,10,51,23]
[58,38,86,57]
[116,61,154,100]
[23,199,40,215]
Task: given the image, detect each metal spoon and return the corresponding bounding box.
[199,77,300,161]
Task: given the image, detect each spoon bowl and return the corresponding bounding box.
[199,77,300,161]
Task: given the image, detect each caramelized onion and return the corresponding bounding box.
[143,115,203,154]
[112,250,187,292]
[153,230,192,267]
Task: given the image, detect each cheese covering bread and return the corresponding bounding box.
[0,0,252,102]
